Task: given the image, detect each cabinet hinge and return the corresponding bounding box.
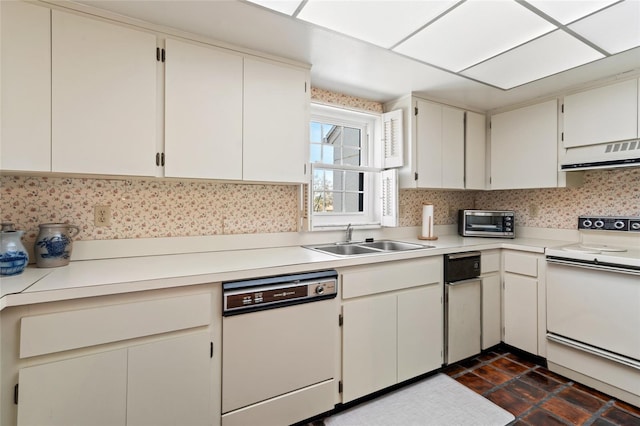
[414,107,418,116]
[304,82,307,93]
[561,104,564,113]
[414,172,418,181]
[210,342,214,358]
[489,121,492,129]
[14,384,18,405]
[338,314,343,327]
[489,177,492,185]
[338,381,343,393]
[561,132,564,142]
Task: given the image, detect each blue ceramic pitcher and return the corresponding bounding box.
[35,223,80,268]
[0,223,29,276]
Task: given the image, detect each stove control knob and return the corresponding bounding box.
[582,219,592,228]
[315,285,325,295]
[614,221,625,230]
[594,220,604,228]
[632,222,640,231]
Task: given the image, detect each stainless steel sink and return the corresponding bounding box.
[304,240,434,257]
[359,240,426,251]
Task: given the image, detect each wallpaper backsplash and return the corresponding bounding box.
[1,88,638,245]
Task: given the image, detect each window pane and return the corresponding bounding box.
[344,171,363,191]
[312,191,326,212]
[344,192,364,213]
[342,147,361,166]
[343,127,361,147]
[310,144,322,163]
[312,169,325,192]
[322,145,336,164]
[310,122,323,143]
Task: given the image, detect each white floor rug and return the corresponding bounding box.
[324,374,515,426]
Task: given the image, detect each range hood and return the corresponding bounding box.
[560,139,640,171]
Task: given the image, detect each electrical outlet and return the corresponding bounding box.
[95,205,111,227]
[529,204,539,218]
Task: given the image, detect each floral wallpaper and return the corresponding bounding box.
[0,177,299,245]
[1,89,638,246]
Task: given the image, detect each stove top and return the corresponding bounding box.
[546,215,640,267]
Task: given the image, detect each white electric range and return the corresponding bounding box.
[545,216,640,407]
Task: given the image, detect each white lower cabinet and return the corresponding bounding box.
[17,349,128,426]
[480,250,501,350]
[502,250,546,356]
[340,257,443,403]
[5,287,219,426]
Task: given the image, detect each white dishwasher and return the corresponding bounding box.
[221,270,338,426]
[444,252,482,365]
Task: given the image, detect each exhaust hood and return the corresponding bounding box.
[560,139,640,171]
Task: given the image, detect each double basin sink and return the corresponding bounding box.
[304,240,434,256]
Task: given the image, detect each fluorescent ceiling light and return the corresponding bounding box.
[569,0,640,54]
[393,0,556,72]
[462,30,605,89]
[525,0,618,24]
[296,0,458,49]
[245,0,302,16]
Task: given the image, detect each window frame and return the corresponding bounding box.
[308,103,383,230]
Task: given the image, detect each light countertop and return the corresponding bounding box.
[0,234,571,311]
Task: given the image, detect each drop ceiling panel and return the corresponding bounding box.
[462,30,605,89]
[569,0,640,54]
[297,0,458,49]
[525,0,618,25]
[246,0,302,16]
[393,0,556,71]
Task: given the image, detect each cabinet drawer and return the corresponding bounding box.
[342,257,442,299]
[481,250,500,274]
[20,293,211,358]
[504,252,538,277]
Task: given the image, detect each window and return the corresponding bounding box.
[308,104,393,230]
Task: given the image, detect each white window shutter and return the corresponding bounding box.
[381,169,398,227]
[382,109,404,169]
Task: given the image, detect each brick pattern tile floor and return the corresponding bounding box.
[444,346,640,426]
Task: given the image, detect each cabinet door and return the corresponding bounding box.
[164,39,242,180]
[441,106,465,189]
[563,79,638,148]
[342,294,397,403]
[415,99,442,188]
[415,100,464,189]
[503,274,538,354]
[482,274,501,349]
[0,1,51,172]
[243,58,309,183]
[17,350,128,426]
[490,99,558,189]
[51,10,156,176]
[127,331,212,426]
[397,284,442,381]
[465,111,487,190]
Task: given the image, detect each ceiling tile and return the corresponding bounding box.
[462,30,605,89]
[245,0,302,15]
[296,0,458,49]
[569,0,640,54]
[525,0,618,24]
[393,0,556,72]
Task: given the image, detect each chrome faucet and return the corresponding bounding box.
[345,223,353,243]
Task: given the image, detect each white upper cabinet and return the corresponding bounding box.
[563,79,639,148]
[0,1,51,172]
[384,96,481,190]
[243,58,310,183]
[415,99,465,189]
[164,38,243,180]
[490,99,559,189]
[464,111,487,190]
[51,10,157,176]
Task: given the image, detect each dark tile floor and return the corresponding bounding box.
[444,346,640,426]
